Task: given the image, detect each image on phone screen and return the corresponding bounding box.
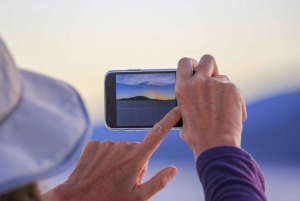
[116,73,176,127]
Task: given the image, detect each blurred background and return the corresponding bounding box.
[1,0,300,200]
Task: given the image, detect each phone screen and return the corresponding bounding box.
[116,73,176,127]
[105,70,181,129]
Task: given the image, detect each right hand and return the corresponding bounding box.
[43,107,181,201]
[175,55,247,160]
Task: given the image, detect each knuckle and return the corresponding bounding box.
[86,140,101,148]
[219,75,230,81]
[115,140,139,150]
[83,140,101,155]
[223,75,229,80]
[115,140,127,146]
[225,83,239,93]
[152,124,166,137]
[158,177,168,190]
[178,57,190,66]
[131,141,140,145]
[130,142,140,148]
[102,140,114,146]
[126,142,139,150]
[224,83,244,101]
[224,82,235,90]
[201,54,215,62]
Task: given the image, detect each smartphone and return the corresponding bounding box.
[105,69,182,130]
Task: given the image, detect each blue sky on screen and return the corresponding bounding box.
[116,73,175,85]
[116,73,175,100]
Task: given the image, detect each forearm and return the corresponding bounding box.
[197,146,267,201]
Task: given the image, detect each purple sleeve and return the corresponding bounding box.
[196,146,267,201]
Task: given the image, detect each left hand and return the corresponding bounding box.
[43,107,181,201]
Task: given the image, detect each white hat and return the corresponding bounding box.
[0,38,92,194]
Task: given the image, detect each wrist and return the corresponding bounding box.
[192,132,241,160]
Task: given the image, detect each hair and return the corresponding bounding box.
[0,182,43,201]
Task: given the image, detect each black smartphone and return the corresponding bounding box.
[105,69,182,130]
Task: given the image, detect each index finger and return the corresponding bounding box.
[195,54,219,77]
[137,107,181,161]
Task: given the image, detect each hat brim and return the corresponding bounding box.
[0,70,92,194]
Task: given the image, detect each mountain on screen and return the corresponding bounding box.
[116,82,175,100]
[117,96,152,100]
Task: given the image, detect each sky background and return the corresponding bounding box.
[2,1,300,200]
[1,0,300,125]
[116,73,175,100]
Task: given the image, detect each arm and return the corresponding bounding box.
[197,146,267,201]
[175,55,267,200]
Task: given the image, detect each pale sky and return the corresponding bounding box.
[1,0,300,125]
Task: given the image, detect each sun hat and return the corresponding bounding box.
[0,37,92,195]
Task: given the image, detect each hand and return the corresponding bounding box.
[43,107,181,201]
[175,55,247,159]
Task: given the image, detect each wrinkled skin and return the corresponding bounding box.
[43,54,247,200]
[43,107,181,201]
[175,55,247,159]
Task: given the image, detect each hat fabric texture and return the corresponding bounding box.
[0,38,92,195]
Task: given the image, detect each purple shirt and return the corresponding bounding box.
[196,146,267,201]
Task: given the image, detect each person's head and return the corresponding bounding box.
[0,37,91,197]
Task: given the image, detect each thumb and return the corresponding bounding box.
[138,166,178,200]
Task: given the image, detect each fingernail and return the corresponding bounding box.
[170,168,178,178]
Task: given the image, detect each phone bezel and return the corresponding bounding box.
[104,69,182,130]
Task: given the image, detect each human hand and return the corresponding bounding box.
[43,107,181,201]
[175,55,247,159]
